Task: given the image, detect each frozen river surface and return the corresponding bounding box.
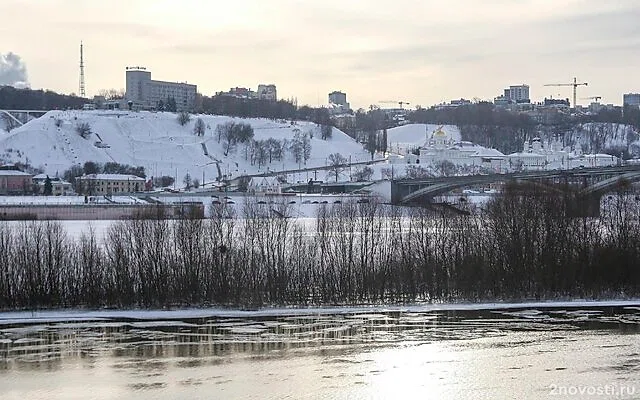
[1,303,640,399]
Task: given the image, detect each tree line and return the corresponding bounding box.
[1,184,639,310]
[0,86,87,110]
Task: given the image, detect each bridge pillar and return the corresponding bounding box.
[569,193,602,218]
[391,181,413,205]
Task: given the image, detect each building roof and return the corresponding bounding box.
[249,176,280,186]
[80,173,145,181]
[0,170,32,177]
[473,148,505,157]
[33,174,68,182]
[508,152,547,158]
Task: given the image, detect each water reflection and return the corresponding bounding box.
[1,306,639,399]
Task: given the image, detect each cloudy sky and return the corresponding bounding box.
[1,0,639,108]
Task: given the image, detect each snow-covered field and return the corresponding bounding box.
[0,110,375,182]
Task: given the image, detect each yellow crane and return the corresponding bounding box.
[544,77,588,108]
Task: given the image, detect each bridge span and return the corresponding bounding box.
[0,109,49,128]
[391,165,640,216]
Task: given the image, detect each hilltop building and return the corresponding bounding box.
[505,85,530,103]
[125,67,197,111]
[327,91,351,116]
[217,84,278,101]
[434,99,472,110]
[329,91,349,107]
[494,84,530,106]
[257,84,277,101]
[623,93,640,107]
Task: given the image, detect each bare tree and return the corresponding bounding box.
[433,160,457,177]
[289,130,303,164]
[321,124,332,140]
[327,153,347,182]
[183,173,192,190]
[97,88,125,100]
[218,122,254,156]
[405,165,430,179]
[302,132,312,164]
[193,118,205,136]
[352,166,374,182]
[177,111,191,126]
[75,122,92,139]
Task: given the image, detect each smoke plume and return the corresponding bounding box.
[0,52,30,88]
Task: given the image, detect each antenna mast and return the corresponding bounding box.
[79,41,86,97]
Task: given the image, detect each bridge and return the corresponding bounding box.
[0,109,49,129]
[391,165,640,216]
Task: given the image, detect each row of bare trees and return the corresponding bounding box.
[1,185,640,309]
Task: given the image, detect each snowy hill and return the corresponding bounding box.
[387,124,461,154]
[0,110,372,182]
[558,123,640,157]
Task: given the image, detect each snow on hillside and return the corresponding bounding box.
[0,110,372,182]
[564,123,640,156]
[387,124,461,154]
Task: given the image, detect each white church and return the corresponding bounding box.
[391,126,507,172]
[390,126,619,173]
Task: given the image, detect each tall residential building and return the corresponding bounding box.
[504,85,530,103]
[329,91,348,106]
[623,93,640,107]
[125,67,197,111]
[257,84,277,101]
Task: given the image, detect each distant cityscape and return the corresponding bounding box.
[84,62,640,120]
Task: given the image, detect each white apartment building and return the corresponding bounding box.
[504,85,530,103]
[257,84,277,101]
[125,67,197,111]
[329,91,348,106]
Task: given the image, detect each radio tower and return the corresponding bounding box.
[79,41,86,97]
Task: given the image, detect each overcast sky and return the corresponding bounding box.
[1,0,639,108]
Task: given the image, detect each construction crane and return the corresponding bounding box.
[544,77,588,108]
[581,96,602,103]
[379,100,410,109]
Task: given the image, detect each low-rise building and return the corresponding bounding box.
[77,174,146,195]
[248,176,281,195]
[0,169,32,195]
[32,174,74,196]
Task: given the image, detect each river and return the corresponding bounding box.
[1,302,639,399]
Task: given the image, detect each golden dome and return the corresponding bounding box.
[433,126,446,137]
